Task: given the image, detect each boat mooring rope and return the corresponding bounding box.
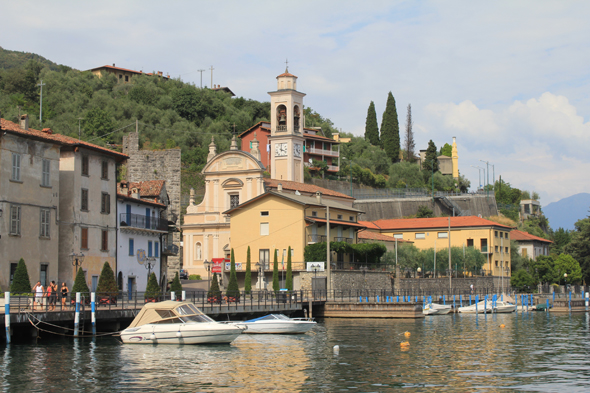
[26,312,122,338]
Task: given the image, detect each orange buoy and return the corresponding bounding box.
[500,324,505,328]
[404,331,411,338]
[400,341,410,347]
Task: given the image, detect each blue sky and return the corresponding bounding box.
[2,0,590,205]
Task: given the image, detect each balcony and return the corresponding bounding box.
[308,234,327,244]
[162,243,179,255]
[303,162,340,172]
[120,213,168,232]
[306,147,339,157]
[334,237,353,244]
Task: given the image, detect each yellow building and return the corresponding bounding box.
[224,189,364,289]
[360,216,512,276]
[88,64,169,83]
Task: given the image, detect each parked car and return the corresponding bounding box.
[180,269,188,280]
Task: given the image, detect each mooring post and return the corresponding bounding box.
[469,294,472,306]
[308,298,312,319]
[182,291,186,301]
[443,295,446,305]
[5,292,10,344]
[475,295,479,313]
[460,294,462,308]
[546,298,549,312]
[569,291,571,311]
[585,292,589,310]
[396,295,399,303]
[74,292,81,337]
[91,293,96,336]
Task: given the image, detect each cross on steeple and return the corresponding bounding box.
[285,58,289,72]
[231,123,237,136]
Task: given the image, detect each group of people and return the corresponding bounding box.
[31,281,69,311]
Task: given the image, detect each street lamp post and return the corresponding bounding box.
[203,259,211,291]
[70,251,85,274]
[417,267,422,278]
[145,257,156,280]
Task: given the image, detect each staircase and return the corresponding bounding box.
[436,195,465,216]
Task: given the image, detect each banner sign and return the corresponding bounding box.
[225,262,243,271]
[212,258,224,273]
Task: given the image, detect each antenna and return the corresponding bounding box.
[210,65,214,88]
[37,80,46,128]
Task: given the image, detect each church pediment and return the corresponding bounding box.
[202,150,265,174]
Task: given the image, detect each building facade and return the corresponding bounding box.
[116,181,168,293]
[0,116,61,290]
[510,229,552,260]
[361,216,512,277]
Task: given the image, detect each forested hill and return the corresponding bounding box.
[0,50,339,177]
[0,46,64,70]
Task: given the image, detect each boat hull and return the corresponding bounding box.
[121,323,243,344]
[237,321,316,334]
[423,303,453,315]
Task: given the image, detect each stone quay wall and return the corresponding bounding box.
[122,132,182,278]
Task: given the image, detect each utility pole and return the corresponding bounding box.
[210,66,214,88]
[37,80,46,128]
[78,117,83,140]
[448,217,452,290]
[198,69,205,88]
[326,204,331,295]
[480,160,490,200]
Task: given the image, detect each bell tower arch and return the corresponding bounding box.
[269,69,306,182]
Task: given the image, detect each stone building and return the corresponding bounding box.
[122,131,181,280]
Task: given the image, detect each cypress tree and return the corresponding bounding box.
[364,101,380,146]
[96,261,118,298]
[244,246,252,294]
[72,267,90,294]
[208,273,221,301]
[404,103,415,162]
[226,248,240,301]
[424,140,439,172]
[380,92,400,163]
[145,272,161,301]
[286,246,293,291]
[272,249,279,292]
[10,258,32,295]
[170,271,183,293]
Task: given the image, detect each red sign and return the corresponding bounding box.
[211,258,224,273]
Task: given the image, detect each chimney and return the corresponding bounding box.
[113,63,115,67]
[20,114,29,130]
[316,191,322,204]
[42,128,53,135]
[277,183,283,193]
[131,187,140,199]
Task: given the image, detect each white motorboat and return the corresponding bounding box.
[458,300,493,314]
[121,301,244,344]
[233,314,316,334]
[493,301,516,313]
[423,303,453,315]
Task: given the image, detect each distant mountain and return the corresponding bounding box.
[544,193,590,230]
[0,46,62,70]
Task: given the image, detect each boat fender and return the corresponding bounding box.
[404,331,411,338]
[333,345,339,355]
[150,333,156,341]
[500,324,505,328]
[176,331,182,338]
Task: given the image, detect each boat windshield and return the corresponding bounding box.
[179,314,215,323]
[246,314,291,322]
[175,304,215,323]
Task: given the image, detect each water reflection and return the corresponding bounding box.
[0,313,589,392]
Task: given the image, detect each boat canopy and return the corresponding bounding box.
[127,301,214,328]
[244,314,291,323]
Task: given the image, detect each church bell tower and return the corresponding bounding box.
[268,68,306,182]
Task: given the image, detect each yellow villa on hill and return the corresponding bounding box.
[360,216,512,277]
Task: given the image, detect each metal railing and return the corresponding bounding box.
[306,147,339,157]
[119,213,168,231]
[308,234,327,243]
[333,237,353,243]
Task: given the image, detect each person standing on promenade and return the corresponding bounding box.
[32,281,44,311]
[48,281,58,311]
[61,283,69,309]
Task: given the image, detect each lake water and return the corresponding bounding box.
[1,312,589,392]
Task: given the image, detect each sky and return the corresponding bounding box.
[2,0,590,205]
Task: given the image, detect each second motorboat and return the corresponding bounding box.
[233,314,316,334]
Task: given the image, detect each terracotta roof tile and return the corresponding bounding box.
[510,229,553,243]
[263,178,353,200]
[358,230,413,243]
[364,216,513,230]
[88,65,169,79]
[1,118,128,161]
[277,72,297,78]
[118,180,165,198]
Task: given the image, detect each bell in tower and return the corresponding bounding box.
[293,105,300,133]
[276,105,287,132]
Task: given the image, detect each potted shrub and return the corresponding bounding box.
[207,273,221,303]
[226,249,240,303]
[72,267,90,305]
[170,271,182,300]
[96,262,118,305]
[145,272,161,302]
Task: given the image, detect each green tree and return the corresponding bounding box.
[145,272,161,300]
[170,271,183,293]
[510,270,535,292]
[208,273,221,300]
[565,217,590,282]
[552,227,571,255]
[83,107,114,141]
[423,140,439,173]
[72,267,90,294]
[286,246,293,291]
[416,205,434,218]
[529,255,555,284]
[244,246,252,294]
[364,101,380,145]
[403,103,415,162]
[380,92,400,162]
[226,249,240,301]
[440,143,452,157]
[96,261,118,297]
[10,258,32,294]
[387,161,425,189]
[272,249,279,292]
[553,253,583,285]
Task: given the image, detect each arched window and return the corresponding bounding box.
[195,242,202,261]
[276,105,287,132]
[293,105,300,132]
